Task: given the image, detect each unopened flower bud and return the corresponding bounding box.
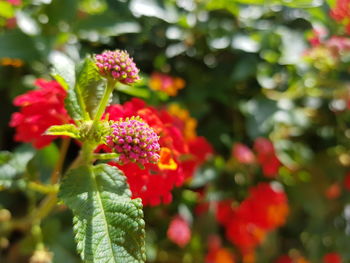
[29,249,53,263]
[106,116,160,165]
[94,50,140,84]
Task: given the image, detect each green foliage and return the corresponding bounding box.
[50,52,84,120]
[59,164,146,263]
[76,57,105,119]
[51,54,110,121]
[0,30,39,61]
[207,0,322,8]
[0,145,35,189]
[45,124,80,139]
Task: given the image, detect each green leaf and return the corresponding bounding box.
[206,0,321,9]
[117,84,150,99]
[49,51,84,121]
[0,145,35,189]
[0,30,40,61]
[76,57,105,119]
[59,164,146,263]
[46,124,80,139]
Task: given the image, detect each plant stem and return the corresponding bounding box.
[92,153,119,160]
[31,194,58,224]
[94,78,116,122]
[28,182,58,194]
[51,138,71,184]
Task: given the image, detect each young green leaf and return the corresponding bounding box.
[45,124,80,139]
[76,57,105,119]
[59,164,146,263]
[49,51,85,121]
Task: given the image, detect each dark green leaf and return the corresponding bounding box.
[59,164,146,263]
[76,57,105,119]
[0,30,40,61]
[49,51,84,121]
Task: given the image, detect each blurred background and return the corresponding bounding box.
[1,0,350,262]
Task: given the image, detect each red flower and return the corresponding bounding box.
[330,0,350,34]
[325,183,341,200]
[243,183,289,230]
[149,72,185,96]
[215,200,235,225]
[344,172,350,190]
[254,138,281,178]
[110,162,184,206]
[232,143,255,164]
[7,0,21,6]
[226,216,266,252]
[10,79,70,149]
[105,98,212,206]
[182,136,213,179]
[206,248,236,263]
[254,137,274,155]
[167,216,191,247]
[216,183,289,253]
[323,253,342,263]
[275,255,293,263]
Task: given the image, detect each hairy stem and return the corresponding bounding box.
[51,138,71,184]
[31,194,58,224]
[92,153,119,160]
[28,182,59,194]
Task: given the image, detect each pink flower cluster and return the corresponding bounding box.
[95,50,140,84]
[231,138,281,178]
[107,116,160,165]
[167,216,191,247]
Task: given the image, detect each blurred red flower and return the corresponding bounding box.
[167,216,191,247]
[323,252,342,263]
[330,0,350,34]
[232,143,255,164]
[325,183,341,200]
[344,172,350,190]
[149,72,185,96]
[216,200,235,225]
[7,0,21,6]
[216,183,288,253]
[276,255,293,263]
[254,138,281,178]
[10,79,70,149]
[206,248,236,263]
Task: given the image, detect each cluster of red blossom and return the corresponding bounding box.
[232,137,281,178]
[9,79,213,206]
[330,0,350,34]
[105,98,213,205]
[206,235,236,263]
[215,183,289,262]
[149,72,185,96]
[324,172,350,200]
[9,79,71,149]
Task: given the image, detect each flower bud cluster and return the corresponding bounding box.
[107,116,160,165]
[95,50,140,84]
